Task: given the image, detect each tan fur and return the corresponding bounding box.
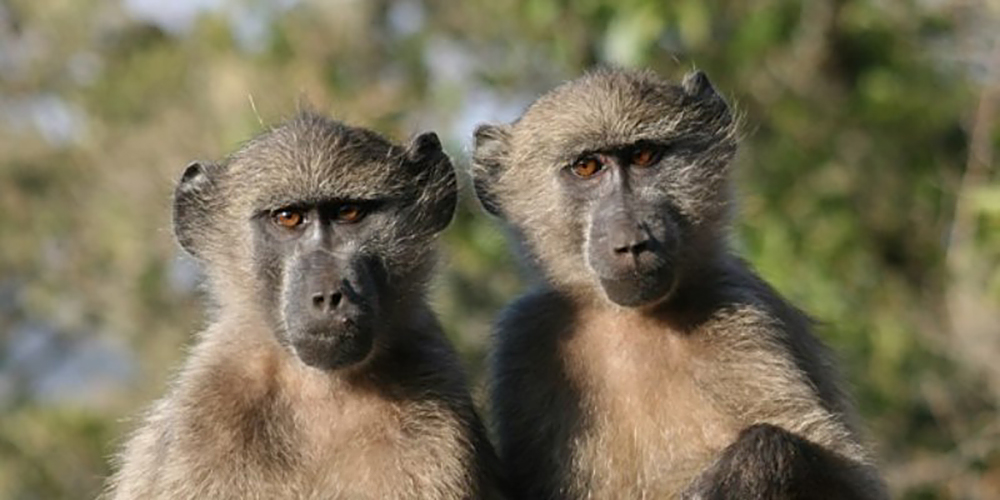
[110,314,495,499]
[563,306,735,495]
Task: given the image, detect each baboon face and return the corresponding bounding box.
[173,114,456,370]
[473,69,736,307]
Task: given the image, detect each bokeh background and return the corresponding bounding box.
[1,0,998,498]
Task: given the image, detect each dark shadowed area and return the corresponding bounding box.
[0,0,998,498]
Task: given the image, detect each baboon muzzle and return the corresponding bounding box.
[284,250,376,370]
[587,199,678,307]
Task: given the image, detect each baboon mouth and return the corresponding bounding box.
[289,324,375,370]
[597,267,675,307]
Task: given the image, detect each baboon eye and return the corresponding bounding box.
[571,156,603,179]
[272,208,303,228]
[336,204,365,224]
[631,146,660,167]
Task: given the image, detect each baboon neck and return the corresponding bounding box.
[575,254,734,331]
[649,253,750,327]
[383,298,438,339]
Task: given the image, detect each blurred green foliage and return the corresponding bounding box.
[1,0,998,498]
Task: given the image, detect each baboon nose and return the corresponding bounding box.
[607,220,654,258]
[613,239,651,256]
[310,291,343,313]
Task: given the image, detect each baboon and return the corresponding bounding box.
[472,68,887,499]
[105,113,504,499]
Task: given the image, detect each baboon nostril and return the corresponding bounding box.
[329,292,343,307]
[614,240,650,255]
[312,294,326,309]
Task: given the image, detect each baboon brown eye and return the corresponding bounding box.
[336,204,364,223]
[571,157,603,178]
[631,147,659,167]
[272,209,303,228]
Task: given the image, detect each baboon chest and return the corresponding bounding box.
[180,357,469,498]
[281,371,470,498]
[559,311,738,494]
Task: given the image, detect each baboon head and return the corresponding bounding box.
[472,68,736,307]
[173,113,457,370]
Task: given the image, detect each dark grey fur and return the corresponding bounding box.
[472,68,886,499]
[105,113,504,499]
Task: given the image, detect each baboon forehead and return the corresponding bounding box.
[511,69,690,167]
[226,116,412,207]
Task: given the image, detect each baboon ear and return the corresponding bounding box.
[681,70,716,98]
[682,70,729,112]
[407,132,458,234]
[408,130,444,160]
[173,161,221,259]
[471,123,511,217]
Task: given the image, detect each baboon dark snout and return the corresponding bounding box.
[283,250,377,370]
[587,205,679,307]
